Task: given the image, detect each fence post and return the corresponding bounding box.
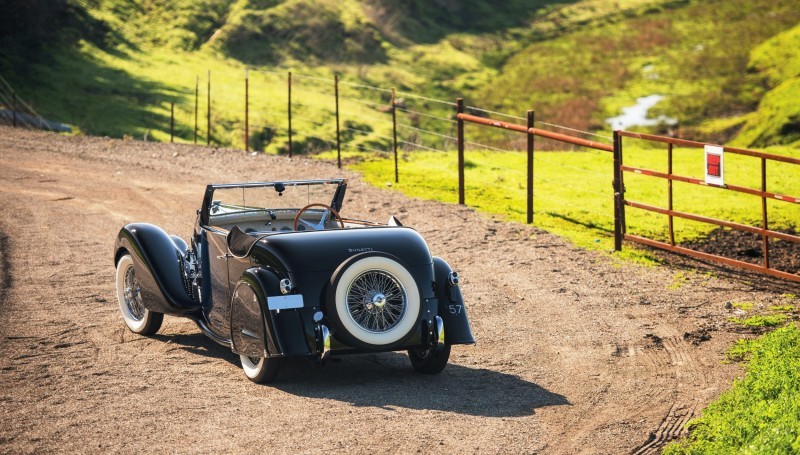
[244,67,249,152]
[457,98,465,205]
[170,102,175,143]
[391,88,399,183]
[288,71,293,158]
[194,76,198,144]
[207,70,211,146]
[667,143,675,245]
[761,158,769,268]
[613,130,624,251]
[527,110,534,224]
[335,74,341,169]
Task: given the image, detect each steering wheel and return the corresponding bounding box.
[293,203,345,231]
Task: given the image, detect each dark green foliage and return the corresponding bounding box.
[360,0,548,45]
[219,0,386,65]
[90,0,236,51]
[0,0,108,67]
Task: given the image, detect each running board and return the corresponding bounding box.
[192,317,232,347]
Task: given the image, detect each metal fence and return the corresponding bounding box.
[614,131,800,282]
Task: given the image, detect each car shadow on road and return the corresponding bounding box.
[151,333,569,418]
[274,352,570,418]
[151,332,241,368]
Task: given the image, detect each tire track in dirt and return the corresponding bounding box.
[629,335,709,454]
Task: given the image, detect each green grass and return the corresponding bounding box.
[725,338,760,362]
[769,305,796,312]
[729,314,789,329]
[732,302,755,311]
[664,324,800,454]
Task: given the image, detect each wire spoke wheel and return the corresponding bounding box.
[327,254,421,350]
[115,254,163,335]
[123,267,146,321]
[346,270,407,333]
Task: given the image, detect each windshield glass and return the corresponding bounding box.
[209,181,341,219]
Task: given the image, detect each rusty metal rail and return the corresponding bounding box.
[455,101,613,224]
[615,130,800,282]
[457,113,614,152]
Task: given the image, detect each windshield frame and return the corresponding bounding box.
[199,179,347,227]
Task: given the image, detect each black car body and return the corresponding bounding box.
[114,179,473,382]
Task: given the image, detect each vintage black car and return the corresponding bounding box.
[114,179,474,383]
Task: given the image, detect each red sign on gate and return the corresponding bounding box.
[704,145,724,186]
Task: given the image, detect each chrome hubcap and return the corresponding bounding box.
[346,270,407,333]
[372,293,387,308]
[123,266,146,321]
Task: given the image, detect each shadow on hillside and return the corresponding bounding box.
[366,0,580,46]
[220,0,581,66]
[12,46,184,140]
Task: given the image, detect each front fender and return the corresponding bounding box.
[433,257,475,345]
[114,223,196,315]
[230,268,311,358]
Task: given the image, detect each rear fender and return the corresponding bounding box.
[230,268,311,358]
[433,257,475,345]
[114,223,196,314]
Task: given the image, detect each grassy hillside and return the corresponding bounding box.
[3,0,798,151]
[476,0,800,147]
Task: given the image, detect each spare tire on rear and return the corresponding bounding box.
[326,253,422,350]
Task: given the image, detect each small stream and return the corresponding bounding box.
[606,94,677,130]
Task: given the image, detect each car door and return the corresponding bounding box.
[204,227,233,339]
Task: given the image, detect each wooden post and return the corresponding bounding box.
[527,110,534,224]
[457,98,465,205]
[170,102,175,143]
[244,67,249,152]
[668,143,674,245]
[335,74,341,168]
[391,88,399,183]
[288,71,293,158]
[613,130,624,251]
[761,158,769,268]
[193,76,198,144]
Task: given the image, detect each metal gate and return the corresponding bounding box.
[613,131,800,282]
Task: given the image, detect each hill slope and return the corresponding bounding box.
[1,0,798,149]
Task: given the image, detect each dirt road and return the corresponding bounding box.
[0,127,792,454]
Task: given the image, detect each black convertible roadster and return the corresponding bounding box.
[114,179,473,383]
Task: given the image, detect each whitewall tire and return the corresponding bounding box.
[240,354,281,384]
[327,255,421,350]
[116,254,163,335]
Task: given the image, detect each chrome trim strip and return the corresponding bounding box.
[240,328,261,340]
